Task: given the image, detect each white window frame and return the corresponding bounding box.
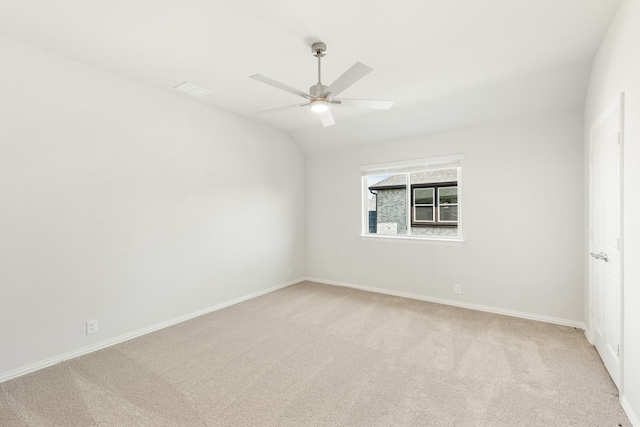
[360,154,464,244]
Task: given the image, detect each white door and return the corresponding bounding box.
[589,96,623,388]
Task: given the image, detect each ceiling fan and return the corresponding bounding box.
[250,42,394,127]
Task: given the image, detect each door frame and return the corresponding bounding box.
[587,92,625,390]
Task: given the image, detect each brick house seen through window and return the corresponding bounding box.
[367,168,459,238]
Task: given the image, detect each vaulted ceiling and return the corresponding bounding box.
[0,0,622,152]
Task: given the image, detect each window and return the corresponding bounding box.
[361,154,463,241]
[412,183,458,226]
[413,187,434,222]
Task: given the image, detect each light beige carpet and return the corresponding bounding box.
[0,281,631,426]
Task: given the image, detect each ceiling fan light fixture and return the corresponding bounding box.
[310,99,330,113]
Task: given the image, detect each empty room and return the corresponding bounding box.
[1,1,639,425]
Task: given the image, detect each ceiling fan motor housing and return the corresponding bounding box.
[310,83,329,98]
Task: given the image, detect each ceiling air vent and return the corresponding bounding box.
[174,82,211,97]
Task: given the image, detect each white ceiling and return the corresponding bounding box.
[0,0,622,152]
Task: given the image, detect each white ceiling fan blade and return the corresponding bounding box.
[334,98,394,110]
[250,74,313,100]
[256,103,308,114]
[325,62,373,97]
[318,110,335,127]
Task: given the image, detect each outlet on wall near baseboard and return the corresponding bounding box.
[454,284,462,294]
[86,319,98,335]
[287,267,293,276]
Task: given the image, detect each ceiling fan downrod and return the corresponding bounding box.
[310,42,329,99]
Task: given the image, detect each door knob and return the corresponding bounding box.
[590,252,609,262]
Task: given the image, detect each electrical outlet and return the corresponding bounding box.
[287,267,293,276]
[86,319,98,335]
[454,284,462,294]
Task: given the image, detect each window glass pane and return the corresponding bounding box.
[366,174,407,235]
[363,163,461,240]
[439,205,458,221]
[438,187,458,204]
[369,174,406,187]
[414,188,434,205]
[415,206,434,221]
[410,168,458,185]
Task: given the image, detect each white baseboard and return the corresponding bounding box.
[1,276,587,384]
[304,277,585,329]
[583,327,595,345]
[621,396,640,427]
[0,278,303,384]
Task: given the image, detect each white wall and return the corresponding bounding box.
[306,110,584,323]
[584,0,640,423]
[0,36,306,378]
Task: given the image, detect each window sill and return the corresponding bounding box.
[360,234,465,246]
